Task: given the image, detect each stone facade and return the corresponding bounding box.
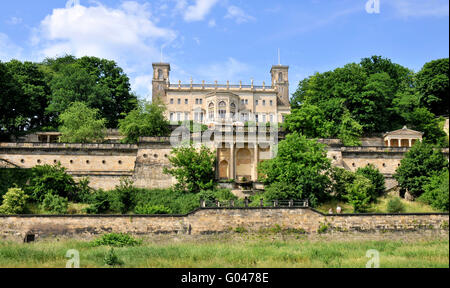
[0,208,448,242]
[152,63,291,125]
[0,142,448,190]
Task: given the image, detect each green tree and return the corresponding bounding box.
[164,145,216,193]
[77,56,138,128]
[259,132,331,207]
[59,102,107,143]
[0,61,24,140]
[419,169,449,212]
[338,109,363,146]
[330,167,356,201]
[345,175,373,213]
[394,141,448,198]
[404,108,448,147]
[42,193,68,214]
[416,58,449,116]
[284,104,332,138]
[0,187,29,215]
[118,100,170,144]
[356,164,386,201]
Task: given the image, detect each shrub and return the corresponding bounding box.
[104,248,124,267]
[134,204,173,215]
[345,175,373,213]
[84,190,112,214]
[0,168,32,204]
[28,163,77,202]
[109,178,137,214]
[0,187,29,215]
[386,198,405,213]
[92,233,141,247]
[133,188,199,215]
[42,193,68,214]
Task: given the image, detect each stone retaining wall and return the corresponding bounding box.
[0,208,448,242]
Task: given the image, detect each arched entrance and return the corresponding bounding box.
[219,160,229,179]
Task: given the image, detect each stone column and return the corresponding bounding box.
[230,143,235,180]
[409,139,412,147]
[253,144,259,181]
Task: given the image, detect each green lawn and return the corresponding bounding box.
[317,194,440,214]
[0,235,447,268]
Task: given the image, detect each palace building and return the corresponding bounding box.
[152,63,291,126]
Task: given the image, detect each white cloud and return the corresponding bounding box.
[224,6,255,24]
[31,1,178,98]
[0,33,23,61]
[33,1,176,61]
[184,0,219,22]
[387,0,449,18]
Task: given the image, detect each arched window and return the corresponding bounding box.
[278,72,283,82]
[158,69,164,80]
[208,103,215,119]
[218,101,226,108]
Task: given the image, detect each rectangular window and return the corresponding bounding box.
[185,112,189,121]
[199,99,203,104]
[245,99,248,105]
[255,100,258,106]
[195,99,199,104]
[185,99,188,105]
[194,113,198,121]
[270,114,274,123]
[241,100,245,105]
[270,100,273,106]
[263,100,266,106]
[255,114,259,122]
[170,99,174,104]
[170,113,174,121]
[262,114,266,123]
[177,112,181,121]
[178,99,181,105]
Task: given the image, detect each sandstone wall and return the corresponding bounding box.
[1,208,447,242]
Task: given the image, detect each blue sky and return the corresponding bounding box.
[1,0,448,99]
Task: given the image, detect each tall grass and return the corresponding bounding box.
[0,237,447,268]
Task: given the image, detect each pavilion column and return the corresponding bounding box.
[398,139,401,148]
[409,139,412,147]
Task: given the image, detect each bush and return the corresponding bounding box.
[197,189,237,205]
[0,187,29,215]
[345,175,373,213]
[84,189,112,214]
[104,248,124,267]
[92,233,141,247]
[133,189,199,215]
[386,198,405,213]
[42,193,68,214]
[0,168,32,204]
[134,204,172,215]
[419,169,449,212]
[109,178,137,214]
[28,163,77,202]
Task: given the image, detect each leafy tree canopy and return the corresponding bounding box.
[164,145,216,193]
[258,132,331,207]
[118,100,170,144]
[394,141,448,198]
[59,102,107,143]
